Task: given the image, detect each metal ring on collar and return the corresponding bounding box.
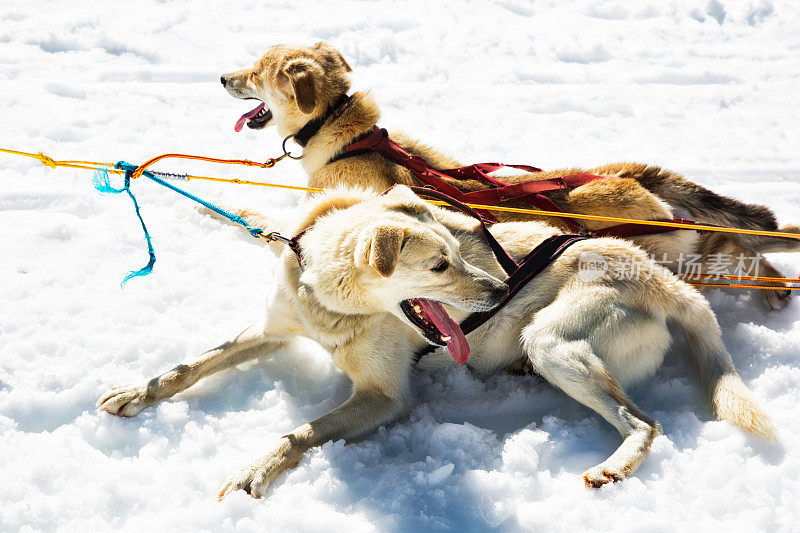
[282,135,303,160]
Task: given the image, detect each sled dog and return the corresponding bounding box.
[99,186,774,498]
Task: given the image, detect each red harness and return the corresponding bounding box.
[342,127,700,238]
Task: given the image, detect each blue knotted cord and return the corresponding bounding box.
[92,166,156,286]
[93,161,266,286]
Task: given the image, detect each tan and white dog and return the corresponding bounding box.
[221,42,800,310]
[98,186,774,499]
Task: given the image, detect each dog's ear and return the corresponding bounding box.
[355,224,405,277]
[283,59,318,114]
[314,41,352,72]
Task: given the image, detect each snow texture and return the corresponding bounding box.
[1,1,799,531]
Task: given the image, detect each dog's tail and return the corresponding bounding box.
[684,193,800,254]
[635,169,800,253]
[663,280,775,439]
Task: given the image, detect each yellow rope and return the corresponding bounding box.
[0,146,319,191]
[6,145,800,241]
[189,174,322,191]
[1,147,110,169]
[422,201,800,240]
[2,145,799,291]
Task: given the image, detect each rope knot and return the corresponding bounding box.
[37,152,56,169]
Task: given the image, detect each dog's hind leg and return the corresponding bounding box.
[521,298,662,487]
[97,322,288,417]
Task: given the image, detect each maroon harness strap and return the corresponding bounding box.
[343,127,585,227]
[459,173,601,203]
[345,127,489,214]
[342,127,698,239]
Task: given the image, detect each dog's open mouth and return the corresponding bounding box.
[400,298,470,365]
[234,102,273,132]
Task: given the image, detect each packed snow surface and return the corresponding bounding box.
[2,1,799,531]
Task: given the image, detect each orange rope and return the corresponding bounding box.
[680,273,799,285]
[689,282,800,291]
[129,152,289,180]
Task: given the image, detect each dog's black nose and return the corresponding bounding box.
[220,76,227,87]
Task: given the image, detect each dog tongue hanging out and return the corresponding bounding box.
[234,102,272,132]
[402,298,471,365]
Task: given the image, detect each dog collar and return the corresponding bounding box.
[293,94,352,147]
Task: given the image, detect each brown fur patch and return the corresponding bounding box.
[284,59,319,114]
[366,225,405,277]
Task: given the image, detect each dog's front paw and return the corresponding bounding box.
[582,464,626,489]
[97,384,154,417]
[218,463,275,500]
[217,437,301,500]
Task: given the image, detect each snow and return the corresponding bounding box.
[1,0,799,530]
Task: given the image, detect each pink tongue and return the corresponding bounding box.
[234,103,265,132]
[416,299,471,366]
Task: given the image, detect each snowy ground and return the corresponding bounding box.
[2,0,799,531]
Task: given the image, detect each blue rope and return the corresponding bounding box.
[115,161,264,238]
[92,167,156,286]
[92,161,266,286]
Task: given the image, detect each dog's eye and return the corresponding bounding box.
[431,261,449,273]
